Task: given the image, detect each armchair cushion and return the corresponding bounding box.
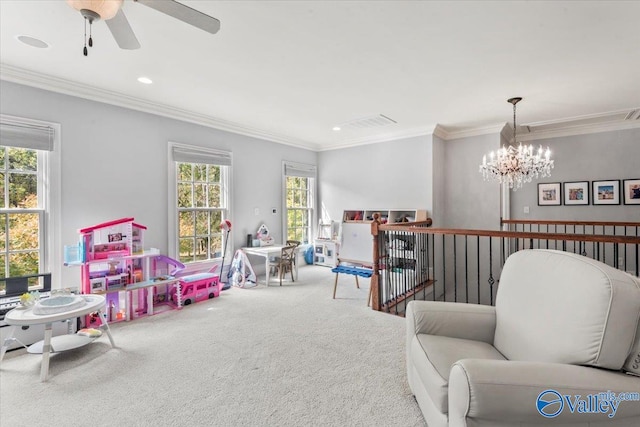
[405,300,496,345]
[623,274,640,376]
[494,250,640,370]
[409,334,505,414]
[449,359,640,427]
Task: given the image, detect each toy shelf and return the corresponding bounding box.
[338,208,428,266]
[314,240,339,267]
[342,209,427,224]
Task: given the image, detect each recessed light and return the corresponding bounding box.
[332,126,341,131]
[137,76,153,84]
[16,35,49,49]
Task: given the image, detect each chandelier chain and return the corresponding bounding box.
[513,102,516,143]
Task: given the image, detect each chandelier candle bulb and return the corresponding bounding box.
[479,97,554,190]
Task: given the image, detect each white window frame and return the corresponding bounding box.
[0,114,61,281]
[168,142,232,270]
[282,161,316,245]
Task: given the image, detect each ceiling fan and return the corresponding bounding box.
[66,0,220,56]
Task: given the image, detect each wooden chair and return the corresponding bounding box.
[286,240,300,272]
[269,245,297,285]
[270,240,301,276]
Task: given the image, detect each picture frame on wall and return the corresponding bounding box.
[592,180,620,205]
[623,179,640,205]
[538,182,561,206]
[563,181,589,205]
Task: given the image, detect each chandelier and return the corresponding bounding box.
[479,97,553,190]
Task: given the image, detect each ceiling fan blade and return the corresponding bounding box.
[134,0,220,34]
[105,9,141,50]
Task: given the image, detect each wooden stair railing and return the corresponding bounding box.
[371,218,640,315]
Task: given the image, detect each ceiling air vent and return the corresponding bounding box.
[342,114,397,129]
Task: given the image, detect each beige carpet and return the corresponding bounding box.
[0,265,425,427]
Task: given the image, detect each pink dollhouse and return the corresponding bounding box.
[67,217,223,325]
[68,218,181,324]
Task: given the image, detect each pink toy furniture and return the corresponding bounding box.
[67,218,189,325]
[170,273,220,306]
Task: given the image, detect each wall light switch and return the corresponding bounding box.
[523,206,530,214]
[254,208,260,216]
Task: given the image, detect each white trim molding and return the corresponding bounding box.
[3,64,638,152]
[1,64,317,151]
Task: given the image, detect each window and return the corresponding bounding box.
[283,162,316,245]
[169,143,231,264]
[0,116,59,290]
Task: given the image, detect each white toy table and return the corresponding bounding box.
[0,294,115,381]
[242,245,299,286]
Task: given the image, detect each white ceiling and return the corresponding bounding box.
[1,1,639,151]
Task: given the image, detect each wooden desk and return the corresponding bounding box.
[242,245,299,286]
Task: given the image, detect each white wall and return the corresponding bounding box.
[431,134,446,227]
[316,132,504,230]
[510,128,640,221]
[317,135,433,222]
[442,133,502,229]
[0,81,316,287]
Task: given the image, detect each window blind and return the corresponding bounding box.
[284,161,316,178]
[0,121,54,151]
[172,145,232,166]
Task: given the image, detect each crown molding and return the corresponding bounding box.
[318,125,437,152]
[433,124,449,140]
[441,123,507,141]
[0,64,320,151]
[517,119,640,142]
[3,64,638,152]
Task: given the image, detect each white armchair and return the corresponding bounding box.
[406,249,640,427]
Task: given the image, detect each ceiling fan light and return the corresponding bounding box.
[66,0,123,20]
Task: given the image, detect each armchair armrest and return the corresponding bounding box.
[405,300,496,345]
[449,359,640,427]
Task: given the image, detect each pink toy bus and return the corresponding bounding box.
[170,272,220,306]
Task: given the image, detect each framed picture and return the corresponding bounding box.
[623,179,640,205]
[538,182,561,206]
[90,277,106,293]
[592,180,620,205]
[563,181,589,205]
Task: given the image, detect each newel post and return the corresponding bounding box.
[370,213,382,311]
